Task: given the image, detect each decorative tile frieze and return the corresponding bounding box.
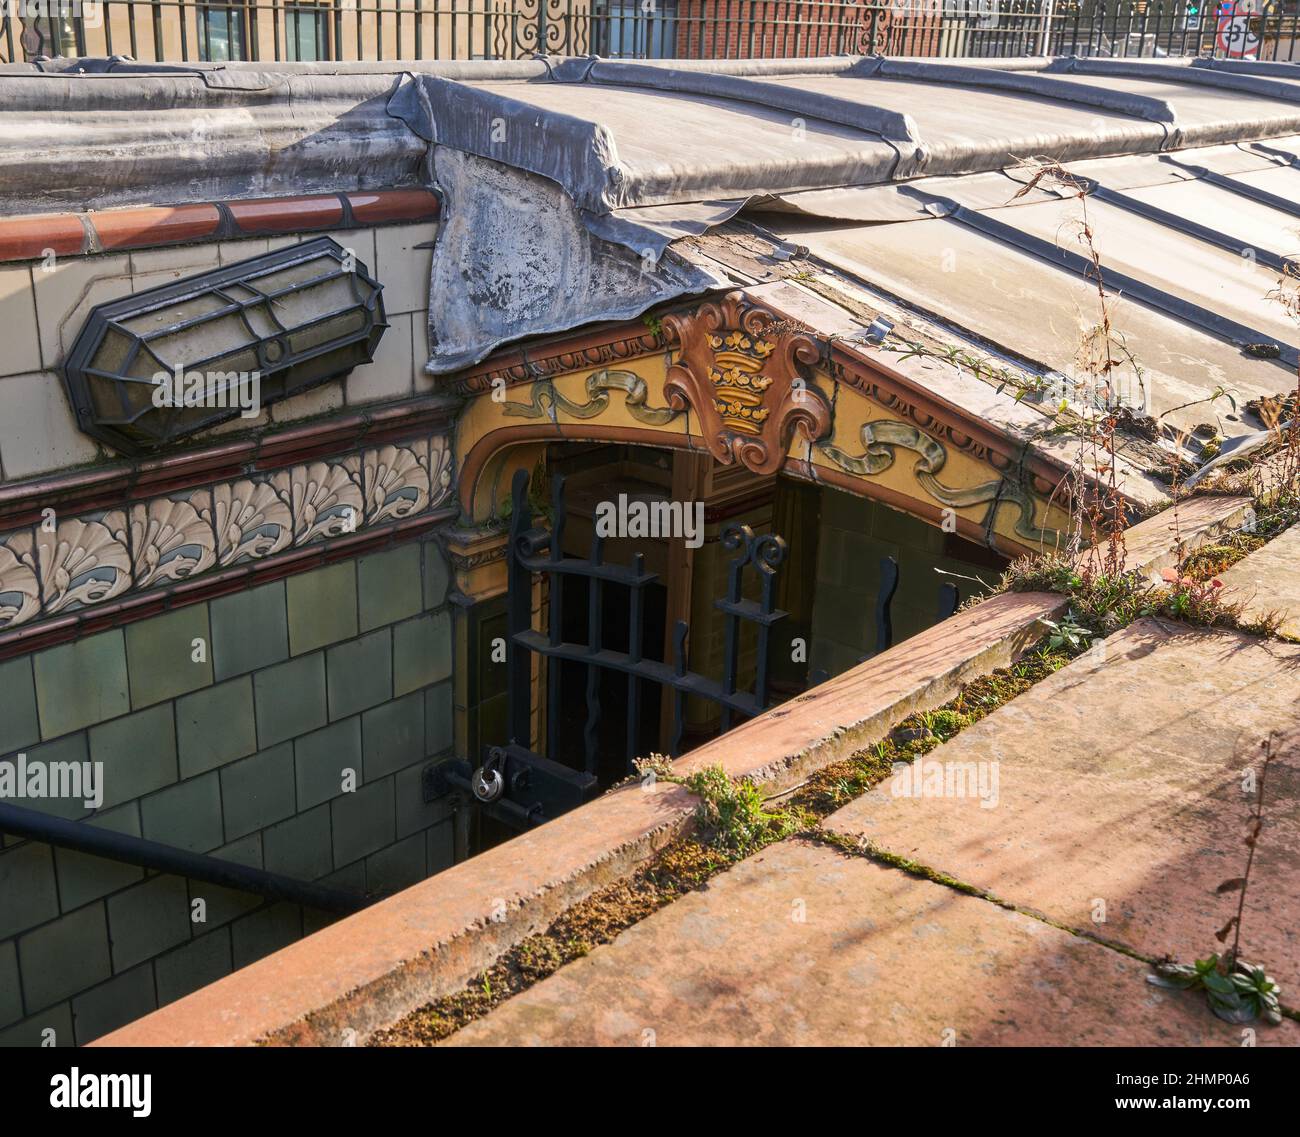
[502,369,681,426]
[0,431,453,636]
[209,476,294,567]
[0,533,41,629]
[364,441,446,526]
[130,493,216,590]
[818,420,1056,546]
[294,459,365,546]
[35,514,132,614]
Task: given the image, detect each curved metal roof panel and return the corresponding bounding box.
[4,53,1299,474]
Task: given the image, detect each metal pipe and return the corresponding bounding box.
[1038,0,1056,56]
[0,800,368,914]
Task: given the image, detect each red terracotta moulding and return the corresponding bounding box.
[0,213,88,261]
[348,189,441,225]
[227,195,344,234]
[74,593,170,640]
[95,204,223,251]
[0,189,440,265]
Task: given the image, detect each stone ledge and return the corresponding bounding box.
[824,619,1300,1001]
[446,837,1300,1047]
[1120,493,1254,575]
[1218,523,1300,639]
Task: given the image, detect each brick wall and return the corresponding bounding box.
[674,0,869,58]
[0,533,458,1046]
[809,485,1006,678]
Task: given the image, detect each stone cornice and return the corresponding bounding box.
[447,322,667,397]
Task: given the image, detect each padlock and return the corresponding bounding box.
[472,765,504,803]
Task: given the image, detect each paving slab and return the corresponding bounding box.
[1218,524,1300,640]
[449,837,1298,1046]
[826,618,1300,996]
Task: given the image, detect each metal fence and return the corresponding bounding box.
[3,1,1299,66]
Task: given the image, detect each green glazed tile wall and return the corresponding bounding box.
[0,532,458,1046]
[809,486,1004,678]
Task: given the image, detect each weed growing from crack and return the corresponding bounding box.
[368,839,725,1046]
[1002,552,1283,642]
[1149,734,1285,1026]
[671,765,809,854]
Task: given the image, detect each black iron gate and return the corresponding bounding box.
[434,466,793,830]
[433,466,966,831]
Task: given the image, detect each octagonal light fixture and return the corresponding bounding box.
[62,237,387,455]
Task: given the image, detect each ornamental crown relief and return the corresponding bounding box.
[663,292,831,476]
[711,331,775,433]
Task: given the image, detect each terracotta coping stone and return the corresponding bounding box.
[0,189,439,263]
[92,497,1250,1047]
[0,213,87,260]
[1120,493,1254,576]
[227,196,345,234]
[349,189,444,225]
[95,204,224,251]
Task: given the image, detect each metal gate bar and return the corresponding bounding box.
[467,470,972,829]
[504,467,789,771]
[808,558,962,688]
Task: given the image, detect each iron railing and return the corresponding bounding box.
[427,466,799,831]
[505,466,791,774]
[0,798,368,912]
[4,1,1298,66]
